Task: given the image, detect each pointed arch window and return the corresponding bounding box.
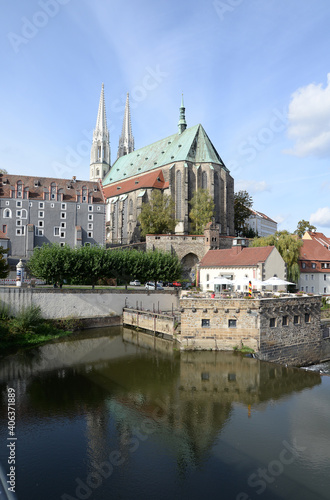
[202,171,207,190]
[3,208,12,218]
[176,171,182,220]
[129,199,133,216]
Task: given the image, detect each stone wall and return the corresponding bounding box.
[180,295,323,366]
[123,308,177,337]
[0,287,179,319]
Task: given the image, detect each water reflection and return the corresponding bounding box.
[0,327,325,500]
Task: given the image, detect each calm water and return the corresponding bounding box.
[0,326,330,500]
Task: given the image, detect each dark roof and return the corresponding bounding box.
[199,246,275,267]
[102,169,168,198]
[0,174,105,204]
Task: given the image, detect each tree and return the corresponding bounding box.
[139,190,177,237]
[294,220,317,239]
[71,245,110,288]
[27,243,73,286]
[251,231,303,283]
[0,247,10,279]
[189,189,215,235]
[234,190,253,236]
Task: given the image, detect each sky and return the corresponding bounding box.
[1,0,330,234]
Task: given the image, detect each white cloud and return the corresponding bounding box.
[285,73,330,157]
[235,179,270,194]
[310,207,330,226]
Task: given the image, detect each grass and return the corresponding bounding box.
[0,304,74,349]
[233,344,255,354]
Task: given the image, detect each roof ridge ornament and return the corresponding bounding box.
[178,93,187,134]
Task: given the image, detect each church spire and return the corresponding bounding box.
[117,93,135,159]
[90,83,111,182]
[178,94,187,134]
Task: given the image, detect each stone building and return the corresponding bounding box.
[180,295,323,366]
[0,173,106,259]
[100,93,235,244]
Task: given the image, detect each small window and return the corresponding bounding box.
[51,203,55,208]
[16,201,22,207]
[2,225,7,233]
[54,227,60,236]
[17,191,22,197]
[88,223,93,230]
[305,313,311,323]
[82,196,86,202]
[39,202,44,209]
[282,316,288,326]
[228,319,237,328]
[16,210,21,217]
[88,214,93,221]
[35,228,44,236]
[61,222,66,229]
[88,205,93,212]
[270,318,276,328]
[305,275,308,281]
[5,201,9,206]
[16,220,22,226]
[312,263,316,269]
[311,275,314,280]
[51,193,56,199]
[39,211,44,218]
[60,231,65,238]
[77,205,80,210]
[97,206,101,211]
[306,286,308,293]
[311,286,314,293]
[201,319,210,328]
[324,275,327,281]
[29,202,33,207]
[61,203,66,210]
[324,287,327,293]
[3,209,11,218]
[61,212,66,219]
[294,315,300,325]
[16,227,25,235]
[60,242,65,247]
[87,231,93,238]
[302,262,306,268]
[38,220,44,227]
[201,372,209,381]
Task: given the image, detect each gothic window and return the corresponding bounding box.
[214,172,220,222]
[188,169,195,202]
[129,199,133,216]
[96,168,100,177]
[202,171,207,190]
[3,209,11,218]
[176,171,182,219]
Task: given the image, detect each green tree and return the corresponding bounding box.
[139,190,177,237]
[189,189,215,235]
[27,243,73,286]
[234,190,253,236]
[72,245,110,288]
[251,230,303,283]
[0,247,10,279]
[294,220,317,238]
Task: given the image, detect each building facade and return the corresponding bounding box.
[247,208,277,237]
[298,231,330,295]
[0,174,106,259]
[101,95,235,244]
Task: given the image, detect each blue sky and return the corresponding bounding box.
[1,0,330,234]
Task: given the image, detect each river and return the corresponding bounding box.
[0,326,330,500]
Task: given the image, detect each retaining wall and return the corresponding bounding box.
[0,287,180,320]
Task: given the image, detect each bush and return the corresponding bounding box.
[0,302,11,320]
[9,305,43,336]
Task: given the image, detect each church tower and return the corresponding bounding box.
[117,93,134,158]
[178,94,187,134]
[90,83,111,182]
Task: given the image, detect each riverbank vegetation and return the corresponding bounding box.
[27,244,182,288]
[0,303,73,349]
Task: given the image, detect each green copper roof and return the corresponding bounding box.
[103,123,228,186]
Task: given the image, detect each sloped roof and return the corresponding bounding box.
[249,208,277,224]
[102,169,168,198]
[303,231,330,247]
[103,123,227,186]
[299,239,330,261]
[0,174,105,204]
[199,246,275,268]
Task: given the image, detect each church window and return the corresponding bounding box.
[96,168,100,176]
[202,171,207,189]
[129,199,133,216]
[176,171,182,219]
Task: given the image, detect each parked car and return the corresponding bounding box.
[172,281,182,287]
[145,282,164,290]
[129,280,141,286]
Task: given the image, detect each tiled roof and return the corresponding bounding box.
[102,169,168,198]
[199,246,275,267]
[103,123,227,186]
[249,208,277,223]
[0,174,105,204]
[303,231,330,247]
[299,240,330,260]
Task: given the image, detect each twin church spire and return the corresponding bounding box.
[90,85,187,181]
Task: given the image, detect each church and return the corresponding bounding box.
[90,85,235,244]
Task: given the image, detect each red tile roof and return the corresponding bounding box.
[102,169,168,198]
[199,246,275,267]
[0,174,105,203]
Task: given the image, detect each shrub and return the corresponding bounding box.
[9,305,43,336]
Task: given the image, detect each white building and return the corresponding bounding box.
[198,238,286,292]
[247,209,277,237]
[299,231,330,295]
